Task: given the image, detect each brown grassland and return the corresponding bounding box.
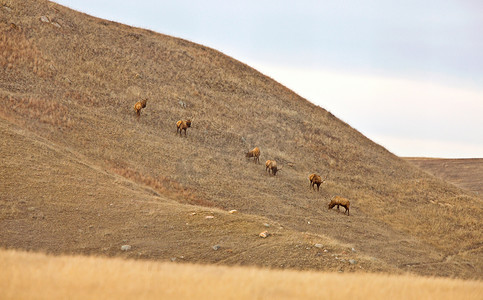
[0,0,482,297]
[1,249,482,300]
[405,158,483,196]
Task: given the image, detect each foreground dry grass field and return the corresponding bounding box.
[1,0,482,282]
[1,249,482,300]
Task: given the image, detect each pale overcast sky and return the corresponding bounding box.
[53,0,483,158]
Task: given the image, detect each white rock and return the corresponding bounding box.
[40,16,50,23]
[314,244,323,248]
[121,245,131,251]
[259,231,270,238]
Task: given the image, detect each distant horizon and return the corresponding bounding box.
[52,0,483,158]
[249,61,483,159]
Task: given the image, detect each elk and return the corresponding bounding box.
[328,196,350,216]
[134,98,147,117]
[308,173,328,191]
[265,160,272,174]
[266,160,282,176]
[176,119,192,136]
[246,147,260,164]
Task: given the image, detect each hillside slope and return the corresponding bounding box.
[405,158,483,196]
[1,0,481,279]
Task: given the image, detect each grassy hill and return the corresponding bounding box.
[405,158,483,196]
[1,0,482,279]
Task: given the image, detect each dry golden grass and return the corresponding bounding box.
[0,0,482,281]
[405,158,483,196]
[1,249,482,300]
[0,23,48,76]
[0,94,73,127]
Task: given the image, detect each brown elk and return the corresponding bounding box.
[328,196,350,216]
[308,173,328,191]
[176,119,192,136]
[134,98,147,117]
[246,147,260,164]
[265,160,272,174]
[266,160,282,176]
